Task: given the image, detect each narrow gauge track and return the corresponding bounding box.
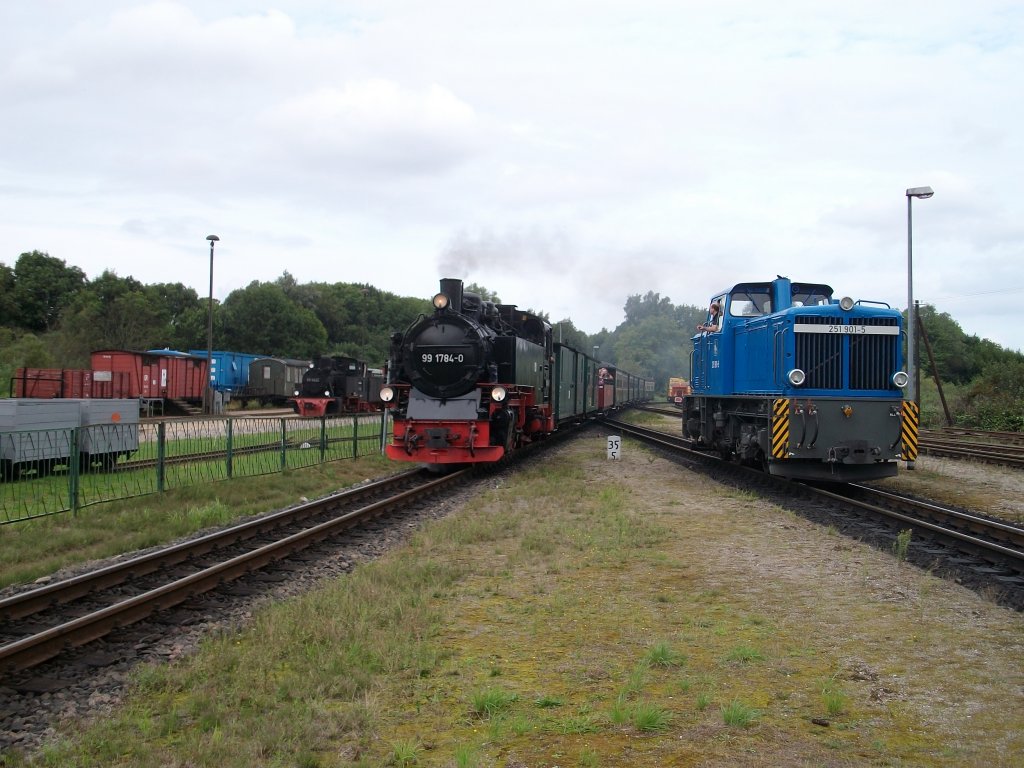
[918,430,1024,468]
[603,417,1024,608]
[636,404,1024,470]
[0,421,593,755]
[929,426,1024,446]
[116,434,350,473]
[0,468,465,675]
[635,404,681,418]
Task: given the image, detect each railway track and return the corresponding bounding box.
[929,426,1024,446]
[919,429,1024,468]
[0,419,597,754]
[0,468,466,675]
[637,404,1024,469]
[603,416,1024,603]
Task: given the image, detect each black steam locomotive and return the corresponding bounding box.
[380,277,652,465]
[291,356,383,417]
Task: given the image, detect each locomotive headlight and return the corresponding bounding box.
[432,292,450,310]
[787,368,806,386]
[324,390,331,397]
[293,389,300,396]
[491,385,508,402]
[839,296,855,311]
[380,386,395,403]
[892,371,910,388]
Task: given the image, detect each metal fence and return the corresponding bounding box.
[0,413,386,525]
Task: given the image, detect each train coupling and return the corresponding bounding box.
[424,428,453,448]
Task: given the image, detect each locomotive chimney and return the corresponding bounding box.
[439,278,464,312]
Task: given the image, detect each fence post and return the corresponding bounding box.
[280,418,288,471]
[353,414,359,458]
[319,417,327,462]
[157,422,166,493]
[69,427,80,516]
[226,418,234,478]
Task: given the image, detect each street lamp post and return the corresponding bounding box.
[205,235,220,414]
[905,187,933,404]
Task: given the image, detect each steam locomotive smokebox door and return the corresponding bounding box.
[404,315,486,399]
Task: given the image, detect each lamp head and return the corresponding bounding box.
[206,234,220,242]
[906,186,934,199]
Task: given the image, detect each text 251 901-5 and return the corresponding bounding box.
[828,325,867,335]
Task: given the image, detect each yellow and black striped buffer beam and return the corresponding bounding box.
[771,398,790,459]
[901,401,920,461]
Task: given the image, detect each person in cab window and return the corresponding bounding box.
[697,301,722,333]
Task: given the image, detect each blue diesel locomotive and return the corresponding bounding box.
[680,276,918,482]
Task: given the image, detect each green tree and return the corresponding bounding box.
[0,328,55,396]
[0,263,16,326]
[623,291,675,324]
[612,314,692,387]
[49,271,172,364]
[609,292,699,388]
[305,282,357,347]
[915,304,1011,386]
[220,282,328,359]
[144,282,203,348]
[465,282,501,303]
[961,358,1024,431]
[552,318,590,352]
[12,251,87,332]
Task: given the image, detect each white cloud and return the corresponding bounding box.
[0,0,1021,352]
[262,80,479,175]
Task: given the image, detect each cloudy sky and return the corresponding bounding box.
[2,1,1022,351]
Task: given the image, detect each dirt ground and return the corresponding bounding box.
[362,434,1024,766]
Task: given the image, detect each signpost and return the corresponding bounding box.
[607,435,621,460]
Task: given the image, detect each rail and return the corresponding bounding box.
[603,415,1024,597]
[0,468,463,673]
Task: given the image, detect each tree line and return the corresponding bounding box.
[1,250,1021,430]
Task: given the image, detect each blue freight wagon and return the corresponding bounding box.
[186,350,263,395]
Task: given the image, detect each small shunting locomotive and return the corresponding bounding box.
[680,276,918,481]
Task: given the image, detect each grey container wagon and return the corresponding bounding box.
[0,398,139,479]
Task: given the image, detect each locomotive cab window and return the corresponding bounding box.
[728,289,771,317]
[791,285,832,307]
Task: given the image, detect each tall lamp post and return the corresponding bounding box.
[205,235,220,414]
[905,187,933,404]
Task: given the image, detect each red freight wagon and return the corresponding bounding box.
[90,350,207,402]
[12,368,90,398]
[11,368,134,399]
